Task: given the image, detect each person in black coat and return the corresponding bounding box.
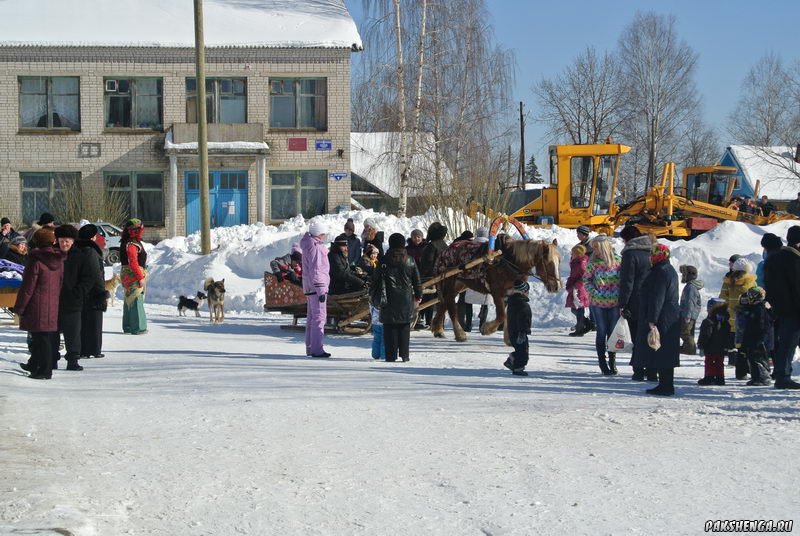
[419,222,448,328]
[503,279,532,376]
[328,234,365,295]
[373,233,421,362]
[762,225,800,389]
[697,298,730,386]
[343,218,362,266]
[735,287,774,386]
[635,243,681,396]
[617,227,655,381]
[2,235,29,266]
[56,224,104,371]
[77,224,108,359]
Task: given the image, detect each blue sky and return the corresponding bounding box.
[345,0,800,171]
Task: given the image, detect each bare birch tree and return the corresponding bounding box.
[618,12,700,189]
[679,115,720,169]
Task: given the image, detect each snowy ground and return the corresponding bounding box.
[1,303,798,535]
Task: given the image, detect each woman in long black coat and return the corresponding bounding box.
[636,243,681,396]
[77,224,108,359]
[374,233,422,362]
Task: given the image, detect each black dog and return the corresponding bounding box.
[178,291,207,317]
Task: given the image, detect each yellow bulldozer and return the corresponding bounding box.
[498,142,796,237]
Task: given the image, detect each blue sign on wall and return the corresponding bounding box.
[330,172,348,181]
[315,139,333,151]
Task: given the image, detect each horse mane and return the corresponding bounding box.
[504,239,559,267]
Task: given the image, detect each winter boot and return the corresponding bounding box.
[646,368,675,396]
[512,369,528,376]
[607,353,618,375]
[66,359,83,371]
[697,376,715,386]
[503,354,514,371]
[714,376,726,386]
[598,356,613,376]
[631,367,646,381]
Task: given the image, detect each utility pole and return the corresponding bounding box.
[194,0,211,254]
[518,102,525,190]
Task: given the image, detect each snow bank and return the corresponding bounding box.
[143,212,799,328]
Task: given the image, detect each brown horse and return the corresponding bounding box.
[431,238,561,342]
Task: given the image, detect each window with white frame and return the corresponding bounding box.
[104,78,163,130]
[186,78,247,124]
[20,172,81,225]
[270,170,327,221]
[105,171,164,225]
[269,78,327,130]
[19,77,81,130]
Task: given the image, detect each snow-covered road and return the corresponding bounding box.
[2,305,798,535]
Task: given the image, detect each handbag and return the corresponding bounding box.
[647,325,661,351]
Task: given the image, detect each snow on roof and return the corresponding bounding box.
[727,145,800,200]
[0,0,362,50]
[350,132,451,198]
[164,129,269,154]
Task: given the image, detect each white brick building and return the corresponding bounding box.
[0,0,362,240]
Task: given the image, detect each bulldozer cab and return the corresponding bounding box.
[683,166,738,206]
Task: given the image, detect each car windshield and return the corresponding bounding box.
[100,223,122,237]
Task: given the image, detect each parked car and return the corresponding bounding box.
[71,220,123,264]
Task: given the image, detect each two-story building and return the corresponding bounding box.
[0,0,362,240]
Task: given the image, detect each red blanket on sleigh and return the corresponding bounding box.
[435,240,489,280]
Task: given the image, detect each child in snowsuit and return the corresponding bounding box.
[719,256,757,379]
[735,286,774,386]
[678,265,703,354]
[697,298,730,385]
[565,244,590,336]
[503,279,532,376]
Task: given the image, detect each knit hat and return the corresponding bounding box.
[124,218,143,229]
[787,225,800,247]
[740,286,766,305]
[512,279,530,294]
[363,217,377,230]
[728,254,741,264]
[32,227,56,249]
[54,224,78,239]
[0,217,10,226]
[308,220,327,237]
[649,243,670,265]
[10,235,26,245]
[332,234,349,247]
[576,225,591,237]
[732,257,753,274]
[476,227,489,239]
[679,265,697,281]
[78,223,98,240]
[38,212,55,226]
[291,242,302,254]
[344,218,355,232]
[388,233,405,249]
[410,229,424,239]
[760,233,783,251]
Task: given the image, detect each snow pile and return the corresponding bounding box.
[143,212,799,327]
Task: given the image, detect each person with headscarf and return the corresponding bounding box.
[618,226,656,381]
[374,233,421,362]
[636,243,681,396]
[301,221,331,358]
[120,218,148,335]
[77,224,108,359]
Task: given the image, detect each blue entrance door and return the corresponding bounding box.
[185,170,248,235]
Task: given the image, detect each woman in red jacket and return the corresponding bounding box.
[120,219,148,335]
[14,228,66,379]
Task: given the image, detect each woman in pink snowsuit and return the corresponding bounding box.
[301,221,331,357]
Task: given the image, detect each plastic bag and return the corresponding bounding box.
[609,317,633,352]
[647,325,661,351]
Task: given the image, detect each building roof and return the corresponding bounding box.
[350,132,451,199]
[726,145,800,200]
[0,0,362,50]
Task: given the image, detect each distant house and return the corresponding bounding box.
[350,132,451,213]
[0,0,362,239]
[720,146,800,201]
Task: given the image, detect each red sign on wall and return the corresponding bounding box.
[288,138,308,151]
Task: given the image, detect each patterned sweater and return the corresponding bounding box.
[583,255,621,308]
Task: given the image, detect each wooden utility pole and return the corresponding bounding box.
[518,102,525,189]
[194,0,211,254]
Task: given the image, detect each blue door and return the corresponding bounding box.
[185,170,248,234]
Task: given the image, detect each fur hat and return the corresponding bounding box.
[576,225,591,237]
[54,224,78,239]
[512,279,530,294]
[78,223,98,240]
[760,233,783,251]
[344,218,355,232]
[476,227,489,239]
[706,297,726,311]
[732,257,753,274]
[332,234,349,247]
[787,225,800,247]
[458,230,474,241]
[619,225,642,241]
[728,254,742,264]
[308,220,327,237]
[0,217,10,226]
[388,233,405,249]
[32,228,55,249]
[363,217,378,230]
[740,286,766,305]
[649,243,670,265]
[679,265,698,281]
[38,212,55,226]
[364,244,379,256]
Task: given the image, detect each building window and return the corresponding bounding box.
[105,171,164,225]
[19,77,81,130]
[20,172,81,225]
[270,170,327,221]
[269,78,327,130]
[104,78,163,130]
[186,78,247,124]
